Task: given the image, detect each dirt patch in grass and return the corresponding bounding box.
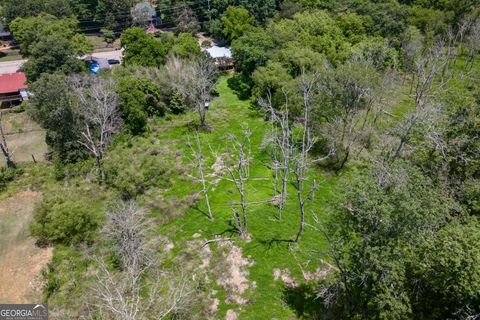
[273,268,299,288]
[0,190,53,303]
[225,309,238,320]
[215,241,254,305]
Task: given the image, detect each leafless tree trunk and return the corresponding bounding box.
[259,90,292,220]
[223,125,251,239]
[265,127,280,199]
[292,71,318,243]
[167,56,217,129]
[0,112,15,169]
[188,132,213,220]
[70,75,122,181]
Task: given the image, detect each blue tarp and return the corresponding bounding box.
[90,62,100,74]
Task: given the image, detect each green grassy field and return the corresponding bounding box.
[0,76,346,318]
[139,77,343,318]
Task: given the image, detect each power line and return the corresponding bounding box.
[76,6,205,33]
[74,0,207,23]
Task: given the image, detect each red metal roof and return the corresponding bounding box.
[0,72,28,95]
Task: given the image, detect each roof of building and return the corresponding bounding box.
[205,45,232,59]
[0,72,28,95]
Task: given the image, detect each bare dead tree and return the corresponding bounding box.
[94,200,195,319]
[412,40,449,109]
[0,112,15,168]
[70,75,122,181]
[103,201,151,279]
[410,23,475,109]
[167,56,217,129]
[174,3,200,34]
[262,128,281,201]
[222,125,252,239]
[92,257,194,320]
[386,104,438,162]
[93,258,143,320]
[259,90,292,220]
[187,132,213,220]
[292,71,321,243]
[130,4,152,27]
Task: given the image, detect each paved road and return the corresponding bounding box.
[0,50,123,74]
[91,50,123,61]
[0,60,26,74]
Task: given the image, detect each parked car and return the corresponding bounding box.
[108,59,120,65]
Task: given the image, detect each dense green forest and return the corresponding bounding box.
[0,0,479,319]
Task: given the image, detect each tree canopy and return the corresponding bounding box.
[121,27,168,67]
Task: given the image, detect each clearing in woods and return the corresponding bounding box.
[0,190,52,303]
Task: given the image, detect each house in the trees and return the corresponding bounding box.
[0,72,29,109]
[204,45,235,70]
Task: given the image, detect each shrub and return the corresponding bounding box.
[0,167,21,191]
[168,89,186,114]
[118,76,166,135]
[103,143,172,199]
[30,196,102,246]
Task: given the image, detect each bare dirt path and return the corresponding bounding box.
[0,191,52,303]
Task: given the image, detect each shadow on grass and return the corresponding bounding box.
[258,238,294,250]
[283,283,326,320]
[214,220,241,238]
[191,205,213,220]
[184,120,212,133]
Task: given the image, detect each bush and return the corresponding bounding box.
[117,76,166,135]
[0,167,22,191]
[103,142,172,199]
[168,89,186,114]
[30,196,102,246]
[12,102,28,113]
